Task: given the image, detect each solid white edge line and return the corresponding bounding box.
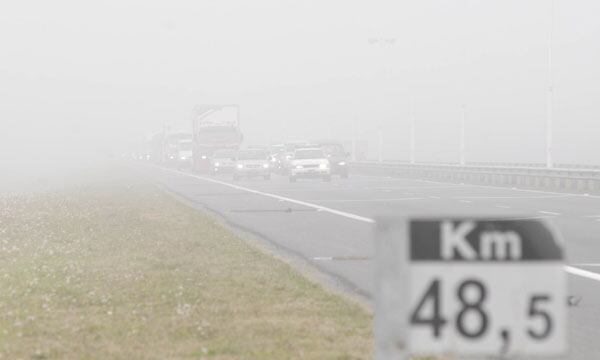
[168,168,375,224]
[565,266,600,282]
[158,167,600,283]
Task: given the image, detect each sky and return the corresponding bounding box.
[1,0,600,166]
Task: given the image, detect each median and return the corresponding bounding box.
[0,167,371,359]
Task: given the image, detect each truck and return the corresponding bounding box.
[191,105,243,172]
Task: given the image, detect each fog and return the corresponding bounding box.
[2,0,600,177]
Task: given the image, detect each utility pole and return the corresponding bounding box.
[378,128,383,163]
[352,118,358,161]
[460,104,466,166]
[546,0,555,168]
[162,122,168,163]
[409,99,416,164]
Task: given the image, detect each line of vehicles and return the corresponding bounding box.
[214,141,350,182]
[142,137,351,183]
[139,104,351,182]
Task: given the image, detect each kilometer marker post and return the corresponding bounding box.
[374,216,567,360]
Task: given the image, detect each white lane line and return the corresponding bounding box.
[495,205,510,209]
[313,256,370,261]
[420,178,600,199]
[571,263,600,267]
[157,167,600,284]
[304,197,427,203]
[538,210,561,216]
[451,195,570,200]
[505,216,555,220]
[459,200,472,204]
[565,266,600,282]
[168,168,375,224]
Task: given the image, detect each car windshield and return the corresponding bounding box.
[321,144,345,156]
[294,149,325,159]
[213,150,235,158]
[178,142,192,151]
[237,150,268,160]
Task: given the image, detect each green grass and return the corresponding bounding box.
[0,169,372,359]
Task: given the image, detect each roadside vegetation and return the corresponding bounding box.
[0,168,371,359]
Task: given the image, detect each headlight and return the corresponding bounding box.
[262,163,269,169]
[236,164,244,169]
[169,156,175,160]
[295,165,303,169]
[319,163,329,169]
[214,162,220,167]
[338,161,346,166]
[201,155,207,160]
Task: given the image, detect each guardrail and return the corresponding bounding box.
[351,161,600,194]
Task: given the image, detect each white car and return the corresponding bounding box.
[289,148,331,182]
[211,149,236,173]
[233,150,271,181]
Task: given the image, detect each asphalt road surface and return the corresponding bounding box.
[141,165,600,359]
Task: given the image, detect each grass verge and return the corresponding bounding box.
[0,168,372,359]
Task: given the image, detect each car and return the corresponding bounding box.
[318,142,350,178]
[211,149,236,174]
[174,139,193,169]
[289,148,331,182]
[232,149,272,181]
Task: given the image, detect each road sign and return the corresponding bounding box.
[374,217,566,360]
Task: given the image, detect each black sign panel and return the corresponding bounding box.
[410,219,563,262]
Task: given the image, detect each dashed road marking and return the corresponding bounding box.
[495,205,510,209]
[452,195,569,200]
[419,177,600,199]
[306,197,427,203]
[313,256,370,261]
[538,210,561,216]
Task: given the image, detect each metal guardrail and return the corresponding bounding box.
[351,161,600,194]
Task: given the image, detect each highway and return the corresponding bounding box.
[142,165,600,359]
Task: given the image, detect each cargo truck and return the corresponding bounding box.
[191,105,243,172]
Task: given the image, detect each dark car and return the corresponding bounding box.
[318,142,349,178]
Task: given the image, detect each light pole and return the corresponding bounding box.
[378,127,384,163]
[460,104,466,166]
[546,0,555,168]
[368,37,396,163]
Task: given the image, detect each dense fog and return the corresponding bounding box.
[2,0,600,175]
